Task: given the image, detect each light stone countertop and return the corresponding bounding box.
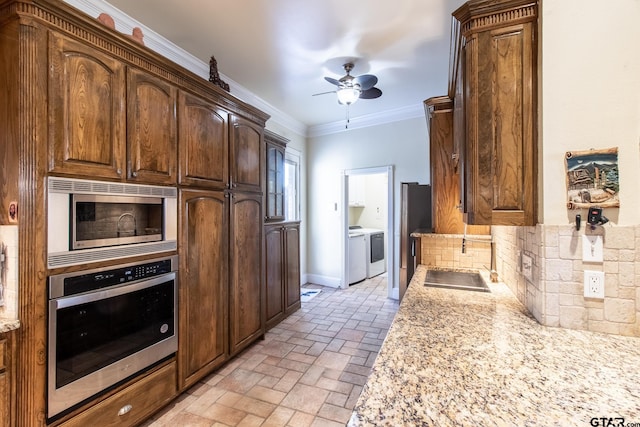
[349,265,640,426]
[0,318,20,333]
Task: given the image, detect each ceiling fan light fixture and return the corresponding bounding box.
[337,85,361,105]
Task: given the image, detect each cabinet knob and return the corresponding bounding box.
[118,404,133,416]
[116,168,122,175]
[131,171,138,178]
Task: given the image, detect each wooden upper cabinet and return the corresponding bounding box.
[127,68,177,185]
[178,91,229,189]
[230,116,263,193]
[264,130,288,222]
[453,0,537,226]
[48,32,126,179]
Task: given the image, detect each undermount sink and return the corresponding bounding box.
[424,269,490,292]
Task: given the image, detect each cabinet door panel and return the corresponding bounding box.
[48,33,125,179]
[264,225,284,327]
[490,24,535,224]
[127,69,177,184]
[229,193,263,354]
[178,92,228,189]
[284,224,301,312]
[179,189,228,388]
[230,117,263,192]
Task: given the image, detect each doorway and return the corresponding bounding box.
[341,166,394,299]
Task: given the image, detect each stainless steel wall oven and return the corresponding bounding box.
[47,255,178,420]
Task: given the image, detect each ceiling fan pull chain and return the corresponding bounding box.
[345,104,350,129]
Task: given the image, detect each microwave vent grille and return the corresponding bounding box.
[48,177,177,198]
[47,241,178,268]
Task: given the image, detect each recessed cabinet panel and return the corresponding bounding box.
[48,32,125,179]
[284,224,301,312]
[265,225,284,325]
[179,189,229,388]
[127,69,177,184]
[229,192,264,354]
[178,92,229,189]
[230,116,263,192]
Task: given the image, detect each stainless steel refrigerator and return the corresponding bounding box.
[399,182,432,300]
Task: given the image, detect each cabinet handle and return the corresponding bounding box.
[118,404,133,416]
[131,171,138,178]
[116,168,122,175]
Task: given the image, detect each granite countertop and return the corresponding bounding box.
[0,318,20,333]
[349,266,640,426]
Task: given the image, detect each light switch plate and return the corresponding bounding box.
[582,235,603,263]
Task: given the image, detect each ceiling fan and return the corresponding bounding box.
[314,62,383,106]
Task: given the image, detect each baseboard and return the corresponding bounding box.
[304,274,341,288]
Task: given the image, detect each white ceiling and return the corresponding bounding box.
[104,0,465,132]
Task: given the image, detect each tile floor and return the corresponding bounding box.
[143,274,399,427]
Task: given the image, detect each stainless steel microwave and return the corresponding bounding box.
[47,177,178,268]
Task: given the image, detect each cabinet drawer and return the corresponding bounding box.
[60,362,176,427]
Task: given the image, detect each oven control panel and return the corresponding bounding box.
[49,255,178,298]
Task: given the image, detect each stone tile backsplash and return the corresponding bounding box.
[419,233,492,272]
[493,224,640,338]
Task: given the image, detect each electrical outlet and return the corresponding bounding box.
[584,270,605,299]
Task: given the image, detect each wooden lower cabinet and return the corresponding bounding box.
[58,362,176,427]
[229,192,265,355]
[0,331,14,427]
[265,222,301,330]
[179,189,229,389]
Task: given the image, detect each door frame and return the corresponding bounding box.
[341,165,395,298]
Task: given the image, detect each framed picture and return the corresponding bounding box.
[565,147,619,209]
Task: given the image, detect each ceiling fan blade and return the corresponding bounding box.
[312,90,336,96]
[359,87,382,99]
[324,76,340,86]
[354,74,378,90]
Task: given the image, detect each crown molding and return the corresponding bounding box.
[306,103,425,138]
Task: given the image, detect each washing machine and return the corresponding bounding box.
[348,231,367,285]
[349,226,386,278]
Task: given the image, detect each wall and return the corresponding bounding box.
[307,117,429,289]
[348,173,388,230]
[419,234,491,272]
[493,0,640,337]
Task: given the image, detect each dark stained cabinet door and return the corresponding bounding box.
[127,69,177,185]
[284,223,301,313]
[48,32,125,179]
[179,189,229,389]
[178,91,229,189]
[229,192,264,355]
[264,224,284,327]
[230,116,263,193]
[453,1,537,226]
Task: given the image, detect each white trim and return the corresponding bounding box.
[305,274,341,289]
[307,104,424,138]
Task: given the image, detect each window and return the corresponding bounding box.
[284,150,300,221]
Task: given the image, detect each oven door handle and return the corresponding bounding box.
[53,272,176,309]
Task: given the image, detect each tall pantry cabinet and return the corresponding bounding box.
[0,0,269,424]
[178,93,267,389]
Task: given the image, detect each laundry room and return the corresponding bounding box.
[347,172,388,285]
